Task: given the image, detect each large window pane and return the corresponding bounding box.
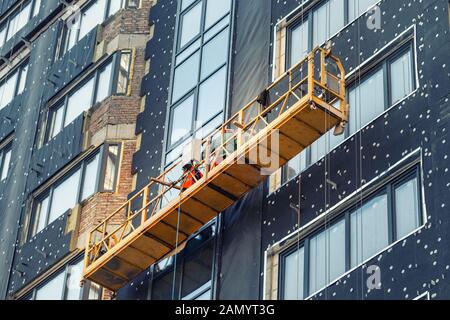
[48,169,82,224]
[197,67,227,126]
[79,0,106,40]
[390,50,413,105]
[205,0,231,30]
[309,219,346,294]
[0,71,19,110]
[1,148,11,181]
[395,176,420,239]
[117,51,131,94]
[283,152,307,182]
[103,145,120,191]
[351,193,389,267]
[48,104,65,140]
[348,0,379,21]
[65,77,95,126]
[349,68,385,134]
[313,0,345,47]
[96,62,113,103]
[172,51,200,103]
[33,195,49,236]
[17,64,29,95]
[170,95,194,145]
[81,154,100,201]
[310,129,345,164]
[283,247,304,300]
[201,28,229,80]
[7,2,32,41]
[66,261,83,300]
[35,271,65,300]
[290,21,309,67]
[179,2,202,48]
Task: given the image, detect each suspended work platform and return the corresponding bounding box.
[83,47,349,291]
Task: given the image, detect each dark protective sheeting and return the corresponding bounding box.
[230,0,271,115]
[218,185,263,300]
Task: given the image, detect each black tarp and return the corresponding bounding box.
[229,0,271,115]
[218,185,263,300]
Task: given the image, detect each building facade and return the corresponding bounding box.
[0,0,449,300]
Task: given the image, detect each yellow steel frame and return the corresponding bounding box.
[83,47,348,283]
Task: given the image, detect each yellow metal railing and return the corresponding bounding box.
[84,47,347,272]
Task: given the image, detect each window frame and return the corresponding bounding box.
[28,143,121,240]
[165,0,233,163]
[0,0,40,47]
[42,51,130,144]
[150,221,217,300]
[0,140,13,182]
[57,0,128,58]
[24,255,102,300]
[273,41,416,192]
[0,59,29,111]
[278,166,423,299]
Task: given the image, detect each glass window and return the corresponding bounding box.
[310,129,345,164]
[0,71,19,110]
[17,64,29,95]
[48,104,65,140]
[179,2,202,48]
[172,51,200,103]
[29,258,101,300]
[204,0,232,30]
[197,67,227,126]
[79,1,106,40]
[201,27,229,80]
[390,50,414,104]
[35,271,65,300]
[349,68,385,134]
[395,176,420,239]
[350,193,389,267]
[182,0,196,11]
[309,219,346,294]
[32,0,41,17]
[65,261,84,300]
[313,0,345,47]
[117,51,132,94]
[283,247,305,300]
[170,95,195,146]
[348,0,379,21]
[0,147,12,181]
[81,154,101,201]
[65,77,95,126]
[107,0,123,17]
[48,169,82,224]
[96,62,113,104]
[0,24,6,48]
[103,145,120,191]
[32,195,49,236]
[7,2,32,41]
[283,152,307,182]
[289,21,309,67]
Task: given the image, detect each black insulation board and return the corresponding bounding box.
[132,0,178,192]
[0,2,97,298]
[261,0,450,300]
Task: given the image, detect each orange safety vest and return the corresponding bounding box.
[182,168,203,190]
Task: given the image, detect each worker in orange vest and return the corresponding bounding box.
[181,161,203,191]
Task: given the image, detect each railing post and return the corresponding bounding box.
[84,229,92,270]
[320,49,326,86]
[204,136,211,179]
[308,51,314,98]
[142,186,149,225]
[237,110,244,148]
